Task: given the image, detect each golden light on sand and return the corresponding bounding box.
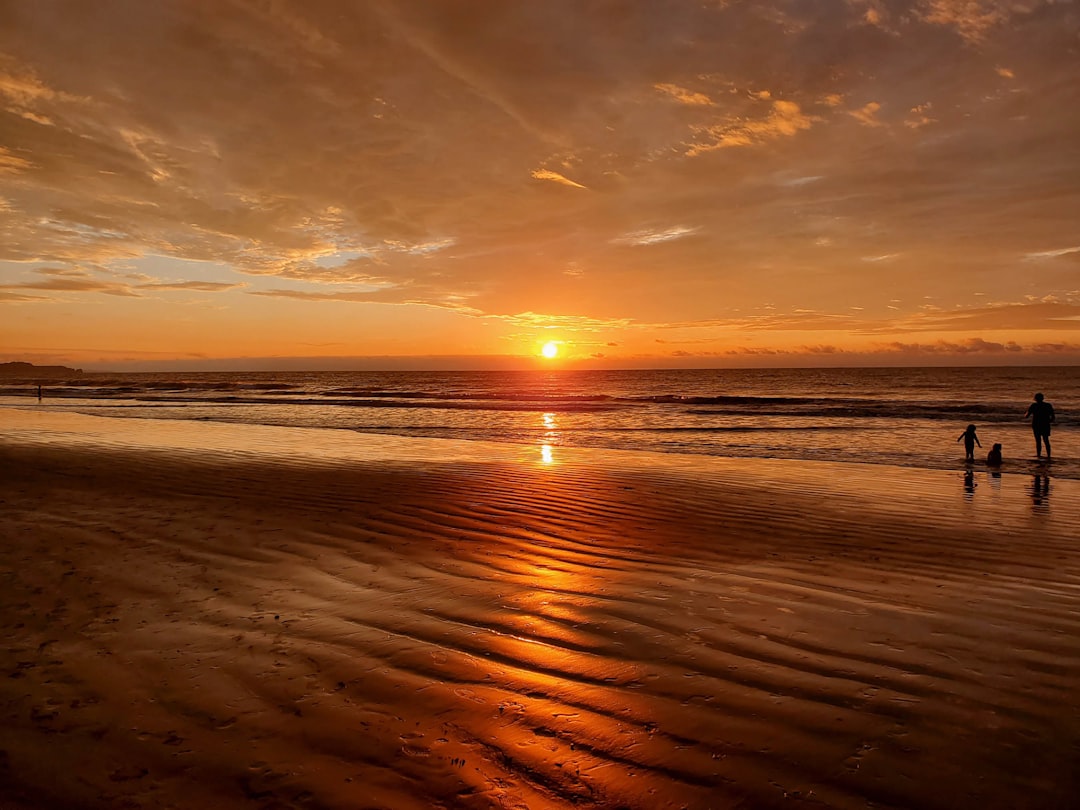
[541,341,559,359]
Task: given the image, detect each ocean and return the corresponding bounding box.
[2,366,1077,479]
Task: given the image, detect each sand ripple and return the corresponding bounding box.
[2,411,1080,808]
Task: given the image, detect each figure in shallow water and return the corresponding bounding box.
[1025,393,1055,459]
[956,424,981,462]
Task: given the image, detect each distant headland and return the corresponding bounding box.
[0,361,83,378]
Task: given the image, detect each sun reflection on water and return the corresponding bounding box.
[539,411,560,464]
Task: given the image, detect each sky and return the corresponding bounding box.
[1,0,1079,371]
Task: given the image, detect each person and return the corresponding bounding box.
[1025,393,1055,458]
[986,443,1002,466]
[957,423,981,461]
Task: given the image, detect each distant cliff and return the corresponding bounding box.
[0,361,83,378]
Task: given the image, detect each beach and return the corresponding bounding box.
[2,410,1079,809]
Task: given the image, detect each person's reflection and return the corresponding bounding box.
[1031,474,1050,510]
[963,469,975,498]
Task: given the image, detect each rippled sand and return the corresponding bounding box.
[2,410,1079,809]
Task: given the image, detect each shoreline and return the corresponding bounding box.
[2,410,1080,808]
[3,401,1075,482]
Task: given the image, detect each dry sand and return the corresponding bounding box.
[1,410,1079,809]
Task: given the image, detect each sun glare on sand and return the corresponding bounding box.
[541,341,559,359]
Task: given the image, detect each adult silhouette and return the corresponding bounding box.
[1024,393,1055,458]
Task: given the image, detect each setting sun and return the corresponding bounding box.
[541,341,559,359]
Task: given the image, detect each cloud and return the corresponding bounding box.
[911,301,1080,331]
[530,169,588,189]
[916,0,1015,43]
[250,287,477,312]
[36,267,92,277]
[0,266,234,303]
[0,58,85,132]
[654,83,713,106]
[1023,246,1080,261]
[848,0,895,30]
[877,337,1024,354]
[687,99,815,155]
[0,291,49,303]
[723,310,877,332]
[655,337,718,345]
[0,147,33,174]
[485,311,633,331]
[905,102,936,129]
[849,101,884,127]
[682,344,842,358]
[707,338,1080,359]
[0,276,140,296]
[778,175,824,187]
[612,226,698,246]
[137,280,246,292]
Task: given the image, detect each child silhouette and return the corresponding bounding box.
[957,424,981,462]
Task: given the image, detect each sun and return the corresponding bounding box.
[541,341,559,359]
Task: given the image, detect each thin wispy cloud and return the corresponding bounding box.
[612,226,699,246]
[0,277,140,296]
[485,311,634,331]
[1024,246,1080,261]
[138,281,246,292]
[0,147,32,174]
[530,169,587,189]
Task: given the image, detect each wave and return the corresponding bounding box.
[3,383,1037,422]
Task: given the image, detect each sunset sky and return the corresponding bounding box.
[2,0,1079,370]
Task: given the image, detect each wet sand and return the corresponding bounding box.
[2,410,1079,809]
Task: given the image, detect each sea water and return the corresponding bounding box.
[2,366,1077,479]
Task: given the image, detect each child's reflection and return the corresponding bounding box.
[963,469,975,498]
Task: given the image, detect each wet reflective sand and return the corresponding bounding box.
[2,411,1079,809]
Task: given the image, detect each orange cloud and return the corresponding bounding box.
[654,83,713,106]
[137,281,246,292]
[917,0,1011,43]
[0,276,140,297]
[0,147,32,174]
[687,100,814,155]
[530,169,588,189]
[849,101,884,127]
